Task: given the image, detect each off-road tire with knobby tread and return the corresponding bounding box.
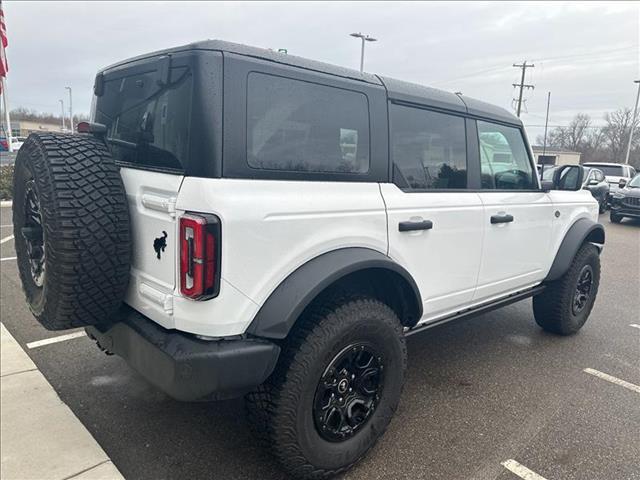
[12,133,131,330]
[245,296,407,479]
[533,243,600,335]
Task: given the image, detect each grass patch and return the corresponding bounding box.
[0,164,14,200]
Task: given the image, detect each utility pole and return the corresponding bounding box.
[623,79,640,165]
[349,32,377,73]
[65,86,73,134]
[542,91,551,156]
[512,61,535,117]
[59,99,66,132]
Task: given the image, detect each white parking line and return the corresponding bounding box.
[583,368,640,394]
[0,256,17,262]
[26,331,87,349]
[0,224,12,228]
[501,459,548,480]
[0,234,14,244]
[630,324,640,330]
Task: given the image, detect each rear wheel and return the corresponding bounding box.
[533,243,600,335]
[246,296,406,479]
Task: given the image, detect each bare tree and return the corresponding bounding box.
[565,114,591,151]
[541,113,591,151]
[602,108,640,163]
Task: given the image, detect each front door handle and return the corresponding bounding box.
[490,214,514,224]
[399,220,433,232]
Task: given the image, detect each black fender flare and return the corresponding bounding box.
[246,247,422,339]
[544,218,605,282]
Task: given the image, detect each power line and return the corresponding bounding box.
[512,61,534,117]
[432,45,636,87]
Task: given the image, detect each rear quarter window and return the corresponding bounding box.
[246,72,370,174]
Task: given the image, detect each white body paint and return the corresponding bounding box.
[120,167,598,337]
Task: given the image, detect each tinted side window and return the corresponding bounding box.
[390,104,467,190]
[246,73,370,174]
[478,121,536,190]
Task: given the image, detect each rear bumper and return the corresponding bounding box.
[86,307,280,401]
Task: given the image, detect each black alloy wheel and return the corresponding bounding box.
[313,343,384,442]
[22,180,45,287]
[572,264,594,315]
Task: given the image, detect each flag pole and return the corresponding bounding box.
[2,77,12,152]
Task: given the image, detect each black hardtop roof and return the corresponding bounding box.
[100,39,520,126]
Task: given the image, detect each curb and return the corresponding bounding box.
[0,323,125,480]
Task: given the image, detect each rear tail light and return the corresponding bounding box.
[179,213,221,300]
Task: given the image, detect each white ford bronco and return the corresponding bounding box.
[13,41,604,479]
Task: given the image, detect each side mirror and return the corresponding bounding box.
[588,179,599,186]
[552,165,584,191]
[619,178,627,188]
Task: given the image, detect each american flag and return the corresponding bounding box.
[0,0,8,94]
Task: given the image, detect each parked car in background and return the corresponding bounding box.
[610,173,640,223]
[0,137,8,151]
[582,162,637,204]
[543,165,609,213]
[11,137,25,151]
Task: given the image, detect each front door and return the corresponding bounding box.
[382,104,484,322]
[474,120,553,302]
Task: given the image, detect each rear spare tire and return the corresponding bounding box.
[12,133,131,330]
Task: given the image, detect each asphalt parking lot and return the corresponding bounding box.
[1,205,639,480]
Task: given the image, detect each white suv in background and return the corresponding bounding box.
[583,162,637,202]
[12,41,605,479]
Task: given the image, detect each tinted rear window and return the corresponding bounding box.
[246,72,370,174]
[95,65,192,171]
[585,165,624,177]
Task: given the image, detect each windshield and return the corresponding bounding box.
[585,164,624,177]
[628,175,640,188]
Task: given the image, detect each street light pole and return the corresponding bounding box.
[59,99,66,132]
[349,32,377,73]
[65,86,73,134]
[623,80,640,165]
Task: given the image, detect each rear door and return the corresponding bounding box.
[474,120,553,302]
[382,105,484,322]
[93,53,196,328]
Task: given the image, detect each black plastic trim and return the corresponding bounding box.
[86,307,280,401]
[399,220,433,232]
[406,285,545,337]
[545,218,605,282]
[247,247,423,339]
[490,214,514,224]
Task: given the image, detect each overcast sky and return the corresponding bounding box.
[3,1,639,140]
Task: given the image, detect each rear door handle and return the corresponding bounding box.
[399,220,433,232]
[490,214,514,224]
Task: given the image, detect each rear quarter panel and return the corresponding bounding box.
[173,178,387,336]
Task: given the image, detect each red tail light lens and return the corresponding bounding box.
[179,213,221,300]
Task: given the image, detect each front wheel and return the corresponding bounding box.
[533,243,600,335]
[246,297,407,479]
[610,212,623,223]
